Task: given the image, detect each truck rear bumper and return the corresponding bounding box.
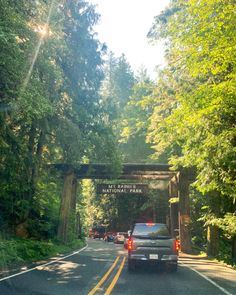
[129,254,178,262]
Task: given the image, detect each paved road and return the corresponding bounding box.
[0,239,235,295]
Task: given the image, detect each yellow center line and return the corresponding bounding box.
[88,256,120,295]
[104,257,126,295]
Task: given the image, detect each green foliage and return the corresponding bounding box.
[189,189,207,249]
[1,0,234,268]
[0,0,121,246]
[216,239,234,266]
[210,214,236,239]
[169,197,179,204]
[147,0,236,198]
[0,237,85,270]
[100,52,135,123]
[143,0,236,263]
[120,74,156,162]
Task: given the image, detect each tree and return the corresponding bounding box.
[145,0,236,260]
[0,0,59,235]
[120,70,155,162]
[54,0,121,242]
[148,0,236,197]
[100,52,135,123]
[0,0,121,243]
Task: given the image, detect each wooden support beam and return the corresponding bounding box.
[178,170,192,253]
[50,163,175,180]
[169,177,179,238]
[57,168,77,243]
[170,202,179,238]
[76,174,174,180]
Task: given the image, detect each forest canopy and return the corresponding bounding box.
[0,0,235,266]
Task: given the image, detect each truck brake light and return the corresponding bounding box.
[127,238,133,251]
[174,239,181,252]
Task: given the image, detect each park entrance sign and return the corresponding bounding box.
[97,183,148,194]
[53,163,193,253]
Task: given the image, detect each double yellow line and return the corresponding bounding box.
[88,256,126,295]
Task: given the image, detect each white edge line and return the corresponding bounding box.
[0,244,88,282]
[180,262,234,295]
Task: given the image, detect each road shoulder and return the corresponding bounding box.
[0,242,87,281]
[179,252,236,295]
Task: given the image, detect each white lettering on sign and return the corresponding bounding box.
[130,189,142,193]
[97,184,148,194]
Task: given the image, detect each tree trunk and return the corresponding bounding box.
[57,169,77,243]
[206,192,221,257]
[27,125,36,200]
[170,202,179,238]
[169,177,179,238]
[232,236,236,264]
[71,175,78,236]
[178,170,192,253]
[169,176,178,198]
[27,126,45,203]
[76,211,82,238]
[15,126,44,237]
[207,225,219,257]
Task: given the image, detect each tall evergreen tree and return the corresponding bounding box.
[146,0,236,260]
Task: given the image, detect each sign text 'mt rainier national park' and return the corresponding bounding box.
[96,184,148,195]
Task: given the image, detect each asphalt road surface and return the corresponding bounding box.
[0,239,235,295]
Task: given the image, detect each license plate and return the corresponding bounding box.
[149,254,158,260]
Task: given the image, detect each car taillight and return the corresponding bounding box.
[174,239,181,252]
[127,238,133,251]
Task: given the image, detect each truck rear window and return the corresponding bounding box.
[132,223,170,238]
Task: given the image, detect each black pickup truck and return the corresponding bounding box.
[127,223,179,272]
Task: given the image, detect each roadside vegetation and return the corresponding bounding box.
[0,0,120,268]
[0,0,235,270]
[0,237,85,272]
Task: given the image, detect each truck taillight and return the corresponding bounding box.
[174,239,181,252]
[127,238,133,251]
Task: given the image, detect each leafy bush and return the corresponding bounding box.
[216,239,234,266]
[0,237,85,270]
